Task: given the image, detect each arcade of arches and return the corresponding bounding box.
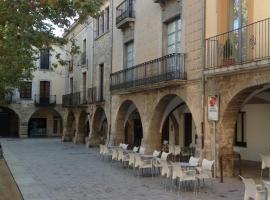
[28,108,62,137]
[205,70,270,177]
[0,107,19,137]
[112,95,198,153]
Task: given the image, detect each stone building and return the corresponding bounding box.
[204,0,270,175]
[110,0,203,153]
[62,1,112,146]
[0,45,66,138]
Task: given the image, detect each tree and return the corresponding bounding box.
[0,0,103,98]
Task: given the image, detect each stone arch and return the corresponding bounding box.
[75,110,89,144]
[147,94,198,152]
[28,108,63,137]
[89,107,108,147]
[114,100,143,146]
[0,106,20,137]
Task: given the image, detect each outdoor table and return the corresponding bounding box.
[179,162,198,171]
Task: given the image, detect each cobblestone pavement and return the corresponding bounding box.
[1,138,244,200]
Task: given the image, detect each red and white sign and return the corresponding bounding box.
[208,95,219,121]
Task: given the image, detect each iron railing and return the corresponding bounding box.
[34,95,56,106]
[116,0,135,25]
[81,52,86,65]
[206,18,270,70]
[62,92,80,107]
[62,88,104,107]
[110,53,185,91]
[88,87,104,103]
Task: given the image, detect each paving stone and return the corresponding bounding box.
[1,138,244,200]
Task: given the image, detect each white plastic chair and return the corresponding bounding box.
[134,154,152,176]
[171,162,197,194]
[122,144,129,150]
[99,144,104,159]
[160,160,172,190]
[112,149,118,161]
[196,159,215,186]
[118,148,129,166]
[189,156,200,166]
[133,146,139,153]
[139,146,145,154]
[240,176,266,200]
[174,145,181,156]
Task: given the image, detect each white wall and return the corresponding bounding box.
[234,103,270,162]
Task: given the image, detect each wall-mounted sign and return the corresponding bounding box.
[208,95,219,121]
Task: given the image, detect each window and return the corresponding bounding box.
[99,64,104,101]
[40,81,50,97]
[96,18,99,37]
[82,39,86,65]
[20,82,32,99]
[53,116,59,134]
[125,41,135,68]
[167,18,181,54]
[234,112,247,147]
[40,49,50,69]
[106,7,110,31]
[99,14,104,35]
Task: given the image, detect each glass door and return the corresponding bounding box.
[229,0,248,62]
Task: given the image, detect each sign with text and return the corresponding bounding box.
[208,95,219,121]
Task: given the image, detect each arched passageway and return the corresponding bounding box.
[28,108,62,137]
[115,100,143,148]
[0,107,19,137]
[148,94,197,153]
[89,107,108,147]
[219,84,270,177]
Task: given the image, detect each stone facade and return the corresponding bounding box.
[0,45,65,138]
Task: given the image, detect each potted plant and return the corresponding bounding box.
[223,38,235,66]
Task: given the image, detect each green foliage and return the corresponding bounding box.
[0,0,103,98]
[223,38,233,59]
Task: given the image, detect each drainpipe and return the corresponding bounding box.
[109,0,114,146]
[200,0,206,150]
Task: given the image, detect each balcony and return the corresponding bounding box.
[88,87,104,103]
[205,18,270,75]
[34,95,56,106]
[116,0,135,29]
[81,52,86,66]
[62,92,81,107]
[62,88,104,107]
[110,53,185,92]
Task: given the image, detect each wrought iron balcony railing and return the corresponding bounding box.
[81,52,86,66]
[62,92,81,107]
[110,53,185,91]
[116,0,135,27]
[62,88,104,107]
[34,95,56,106]
[206,18,270,71]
